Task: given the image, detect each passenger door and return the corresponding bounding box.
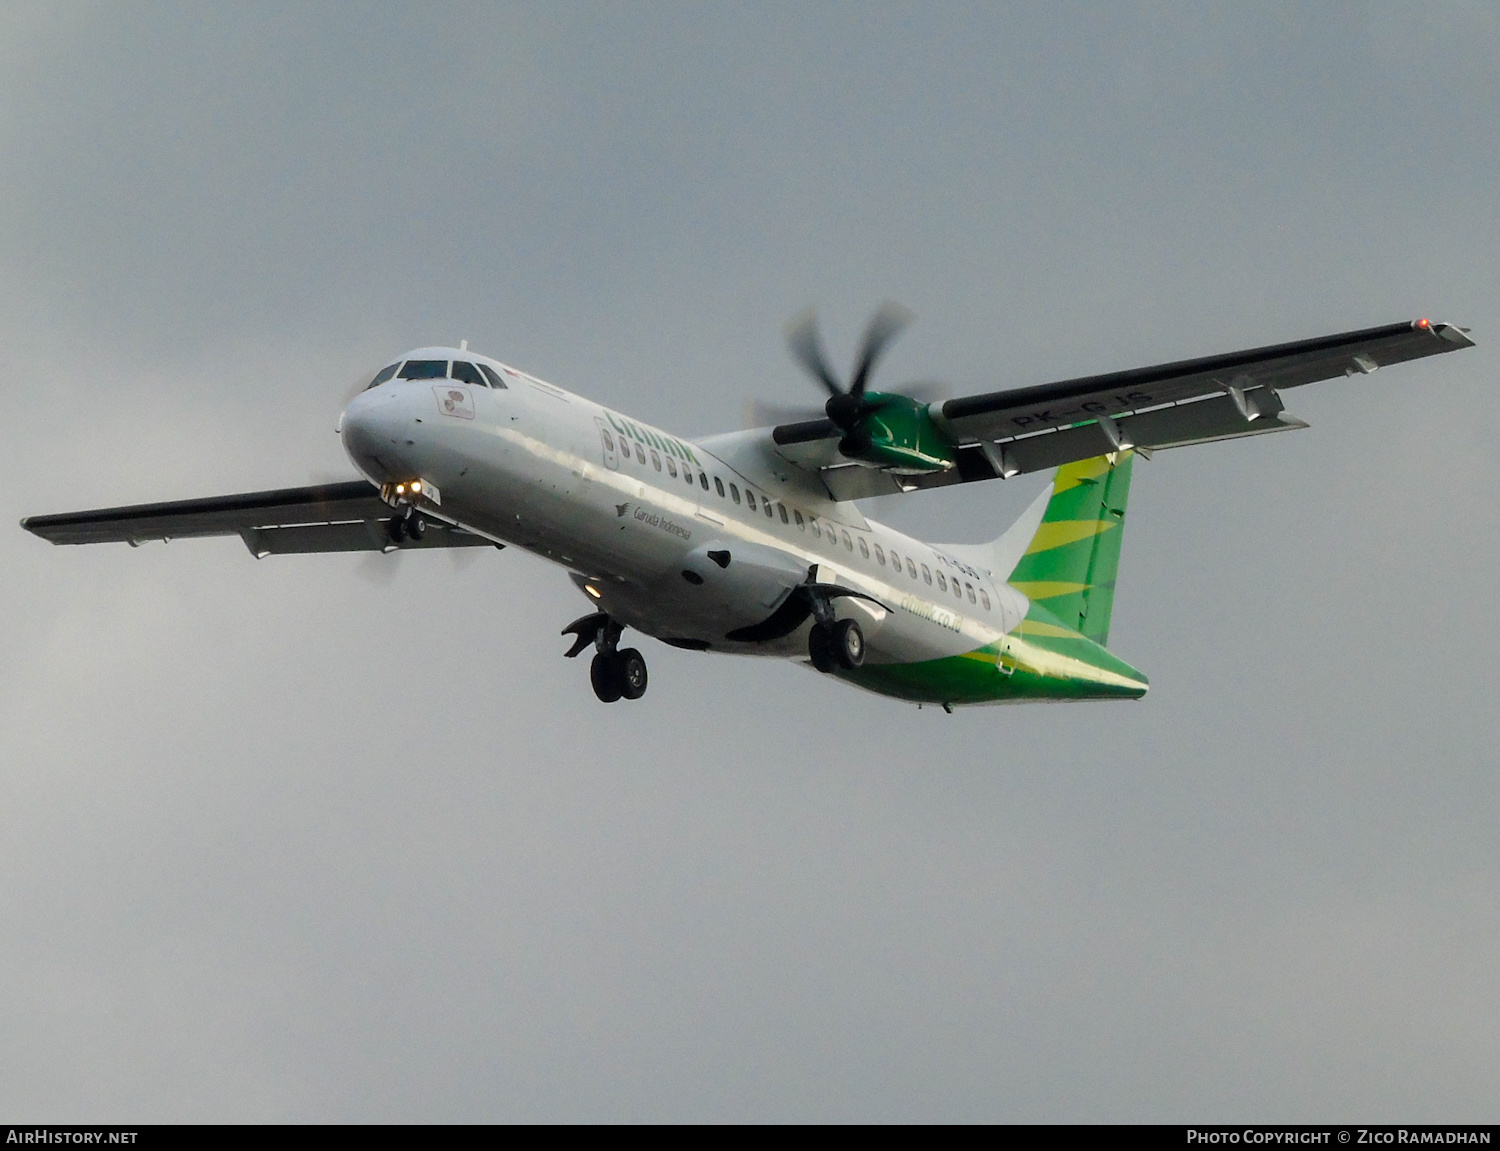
[596,417,620,470]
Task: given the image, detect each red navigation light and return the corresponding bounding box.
[1417,317,1430,329]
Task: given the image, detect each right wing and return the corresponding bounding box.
[21,480,498,557]
[771,319,1474,500]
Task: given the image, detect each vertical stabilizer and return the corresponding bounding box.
[1006,452,1133,646]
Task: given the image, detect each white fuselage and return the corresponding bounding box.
[338,350,1028,674]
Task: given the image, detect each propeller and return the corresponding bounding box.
[782,302,917,454]
[342,367,379,405]
[740,383,949,431]
[355,538,487,586]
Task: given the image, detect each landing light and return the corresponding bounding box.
[411,481,422,493]
[584,585,602,599]
[395,483,406,495]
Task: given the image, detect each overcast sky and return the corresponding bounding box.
[3,1,1498,1122]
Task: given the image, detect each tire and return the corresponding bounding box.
[808,622,837,674]
[833,618,864,670]
[387,515,407,543]
[406,512,426,540]
[617,648,648,700]
[590,652,623,703]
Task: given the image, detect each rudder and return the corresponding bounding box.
[1006,452,1133,646]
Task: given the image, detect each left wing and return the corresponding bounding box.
[21,481,497,557]
[772,319,1473,501]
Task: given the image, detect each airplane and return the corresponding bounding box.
[22,310,1473,710]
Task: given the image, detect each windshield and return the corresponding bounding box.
[365,363,399,390]
[399,359,448,380]
[450,361,486,386]
[364,357,506,389]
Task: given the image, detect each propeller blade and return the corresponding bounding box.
[449,548,482,573]
[741,398,827,430]
[342,369,378,405]
[848,301,914,397]
[785,308,844,397]
[356,550,402,586]
[893,379,948,405]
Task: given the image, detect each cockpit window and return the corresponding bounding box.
[477,363,507,389]
[450,361,485,386]
[365,364,399,390]
[399,359,448,380]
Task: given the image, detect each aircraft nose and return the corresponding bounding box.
[340,386,413,482]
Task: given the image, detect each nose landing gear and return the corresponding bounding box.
[386,507,426,544]
[563,611,649,703]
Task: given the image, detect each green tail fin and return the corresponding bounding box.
[1006,452,1134,646]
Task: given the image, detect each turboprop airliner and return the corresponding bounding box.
[22,309,1473,708]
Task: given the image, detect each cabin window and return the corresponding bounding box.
[712,476,724,497]
[699,471,709,490]
[778,504,789,524]
[980,588,991,611]
[765,500,774,518]
[907,558,918,579]
[684,467,695,486]
[451,361,486,386]
[745,491,756,511]
[651,450,662,472]
[874,544,885,566]
[810,519,820,538]
[366,364,399,390]
[399,359,447,380]
[889,550,899,569]
[966,583,976,604]
[634,443,646,465]
[666,457,678,478]
[601,430,616,453]
[794,509,804,529]
[858,538,869,559]
[730,484,740,504]
[921,564,932,585]
[477,363,507,389]
[936,571,947,592]
[841,530,852,551]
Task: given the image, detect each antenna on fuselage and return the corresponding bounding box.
[460,339,468,351]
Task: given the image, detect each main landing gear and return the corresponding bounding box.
[562,611,648,703]
[808,617,864,674]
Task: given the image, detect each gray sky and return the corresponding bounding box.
[2,1,1498,1122]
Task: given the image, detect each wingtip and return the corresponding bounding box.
[1415,317,1476,346]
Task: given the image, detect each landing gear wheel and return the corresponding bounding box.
[387,514,407,544]
[808,623,837,674]
[590,652,623,703]
[617,648,648,700]
[832,619,865,669]
[406,512,426,540]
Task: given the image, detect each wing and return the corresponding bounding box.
[21,480,498,557]
[772,319,1474,501]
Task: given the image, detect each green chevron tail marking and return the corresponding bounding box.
[1007,452,1133,646]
